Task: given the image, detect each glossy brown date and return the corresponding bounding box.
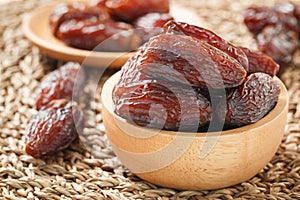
[243,6,298,34]
[35,62,86,110]
[114,21,281,131]
[114,80,212,131]
[240,47,279,76]
[243,4,300,66]
[134,34,247,89]
[49,3,110,36]
[113,46,147,100]
[134,13,174,43]
[274,3,300,28]
[106,0,169,22]
[89,0,107,7]
[255,25,298,66]
[57,19,141,51]
[164,21,249,71]
[223,73,280,126]
[26,99,84,158]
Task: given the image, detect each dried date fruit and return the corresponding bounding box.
[113,46,147,101]
[133,34,247,88]
[240,47,279,76]
[114,80,212,131]
[35,62,86,110]
[25,99,84,158]
[57,19,141,51]
[243,4,300,66]
[255,25,298,66]
[243,7,278,34]
[49,2,110,36]
[243,6,298,35]
[164,21,249,71]
[134,13,174,43]
[89,0,107,7]
[115,21,281,131]
[106,0,169,22]
[274,3,300,25]
[223,73,280,126]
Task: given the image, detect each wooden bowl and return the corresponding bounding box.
[22,1,203,68]
[101,71,289,190]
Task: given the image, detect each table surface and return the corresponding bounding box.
[0,0,15,4]
[0,0,299,199]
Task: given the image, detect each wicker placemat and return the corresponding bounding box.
[0,0,299,199]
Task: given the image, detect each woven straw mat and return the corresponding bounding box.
[0,0,299,199]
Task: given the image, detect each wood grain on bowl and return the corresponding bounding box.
[101,71,288,190]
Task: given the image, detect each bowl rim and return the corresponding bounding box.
[102,71,289,137]
[22,0,203,68]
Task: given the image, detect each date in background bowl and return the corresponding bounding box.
[22,1,202,68]
[101,71,288,190]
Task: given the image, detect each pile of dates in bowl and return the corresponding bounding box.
[49,0,173,51]
[112,21,282,132]
[101,21,289,190]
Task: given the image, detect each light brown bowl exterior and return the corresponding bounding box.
[102,71,288,190]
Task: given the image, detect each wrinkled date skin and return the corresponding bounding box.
[134,13,174,43]
[26,99,84,158]
[114,80,212,131]
[106,0,169,22]
[113,46,147,100]
[114,22,281,131]
[49,3,110,36]
[134,34,247,88]
[35,62,86,110]
[256,25,298,65]
[240,47,279,76]
[274,2,300,21]
[243,4,300,66]
[223,73,280,126]
[164,21,249,71]
[243,6,298,34]
[57,20,141,51]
